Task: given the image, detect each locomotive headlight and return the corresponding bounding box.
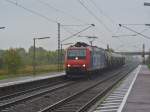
[75,57,78,60]
[82,64,86,67]
[67,64,71,67]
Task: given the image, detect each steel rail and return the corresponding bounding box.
[0,75,66,97]
[38,64,134,112]
[77,65,138,112]
[0,81,76,110]
[0,80,68,101]
[0,65,128,111]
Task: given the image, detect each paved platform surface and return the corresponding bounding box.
[0,72,65,87]
[122,65,150,112]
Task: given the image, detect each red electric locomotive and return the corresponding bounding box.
[65,42,107,77]
[65,42,125,78]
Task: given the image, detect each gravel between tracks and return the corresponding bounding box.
[1,64,134,112]
[0,76,66,97]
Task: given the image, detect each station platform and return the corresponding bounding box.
[0,72,65,88]
[122,65,150,112]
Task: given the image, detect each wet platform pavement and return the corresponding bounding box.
[122,65,150,112]
[0,72,65,87]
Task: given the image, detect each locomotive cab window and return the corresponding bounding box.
[67,49,86,59]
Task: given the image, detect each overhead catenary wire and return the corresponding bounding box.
[63,27,74,35]
[5,0,91,38]
[60,24,93,27]
[119,24,150,40]
[36,0,89,25]
[113,28,149,51]
[64,24,107,45]
[121,24,150,26]
[113,28,149,48]
[5,0,113,47]
[77,0,112,33]
[115,43,142,51]
[5,0,93,28]
[5,0,58,24]
[87,0,120,37]
[61,25,94,42]
[88,0,116,25]
[62,27,89,43]
[63,26,80,35]
[113,29,148,37]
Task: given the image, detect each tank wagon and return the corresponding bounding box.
[65,42,125,77]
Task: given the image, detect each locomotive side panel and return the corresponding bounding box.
[89,47,107,71]
[64,42,125,78]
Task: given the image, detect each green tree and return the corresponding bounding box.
[0,58,4,69]
[0,50,5,69]
[4,48,22,74]
[16,48,28,65]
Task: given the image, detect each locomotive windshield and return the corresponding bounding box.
[67,49,86,59]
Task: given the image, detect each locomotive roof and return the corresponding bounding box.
[67,42,124,58]
[69,42,105,50]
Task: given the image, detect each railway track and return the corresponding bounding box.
[38,64,137,112]
[0,80,76,110]
[0,63,138,112]
[0,79,68,101]
[0,75,66,97]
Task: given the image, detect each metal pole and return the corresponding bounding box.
[107,44,109,51]
[89,41,92,46]
[142,44,145,64]
[33,38,36,75]
[58,23,60,71]
[149,49,150,64]
[60,43,63,70]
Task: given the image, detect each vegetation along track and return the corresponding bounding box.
[0,63,138,112]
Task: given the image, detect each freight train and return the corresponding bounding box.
[64,42,125,78]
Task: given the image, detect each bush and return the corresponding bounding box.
[4,48,22,74]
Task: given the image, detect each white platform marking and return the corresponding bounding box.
[92,65,141,112]
[0,73,65,87]
[117,65,141,112]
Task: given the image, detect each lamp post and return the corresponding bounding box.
[33,36,51,75]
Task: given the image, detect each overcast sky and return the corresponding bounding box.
[0,0,150,51]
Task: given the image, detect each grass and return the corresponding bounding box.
[0,64,64,80]
[0,75,8,80]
